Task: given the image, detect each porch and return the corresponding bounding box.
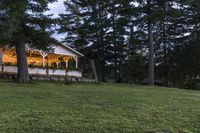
[0,44,83,80]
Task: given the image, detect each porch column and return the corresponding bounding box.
[66,61,68,68]
[39,51,48,67]
[73,56,78,69]
[63,57,69,69]
[42,57,46,67]
[56,62,59,68]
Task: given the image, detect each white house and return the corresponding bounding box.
[0,44,84,80]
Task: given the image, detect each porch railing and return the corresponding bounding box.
[0,65,82,78]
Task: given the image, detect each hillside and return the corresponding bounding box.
[0,80,199,133]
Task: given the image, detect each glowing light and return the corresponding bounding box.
[2,48,73,67]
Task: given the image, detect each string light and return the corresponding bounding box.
[2,48,73,67]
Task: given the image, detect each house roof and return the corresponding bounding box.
[12,43,84,57]
[60,44,84,57]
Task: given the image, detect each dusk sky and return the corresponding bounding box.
[48,0,65,17]
[48,0,66,41]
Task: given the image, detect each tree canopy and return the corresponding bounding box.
[0,0,199,88]
[0,0,58,83]
[59,0,200,89]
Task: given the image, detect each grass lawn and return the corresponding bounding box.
[0,80,200,133]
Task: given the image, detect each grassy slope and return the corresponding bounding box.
[0,80,200,133]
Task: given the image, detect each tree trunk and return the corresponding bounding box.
[98,2,106,82]
[15,43,30,83]
[147,0,155,85]
[162,4,169,86]
[112,3,118,83]
[89,59,99,82]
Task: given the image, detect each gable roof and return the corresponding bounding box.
[59,44,84,57]
[23,43,84,57]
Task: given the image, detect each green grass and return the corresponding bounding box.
[0,80,200,133]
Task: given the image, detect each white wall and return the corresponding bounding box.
[53,45,77,57]
[49,69,66,76]
[67,71,82,78]
[29,68,47,75]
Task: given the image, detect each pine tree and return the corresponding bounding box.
[59,0,81,48]
[60,0,107,81]
[60,0,129,82]
[146,0,155,85]
[59,0,200,88]
[0,0,57,83]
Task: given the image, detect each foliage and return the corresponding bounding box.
[3,62,16,66]
[0,0,200,88]
[59,0,200,89]
[0,0,58,82]
[59,0,127,82]
[0,0,58,49]
[120,54,147,84]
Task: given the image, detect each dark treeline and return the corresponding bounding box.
[0,0,199,89]
[59,0,200,89]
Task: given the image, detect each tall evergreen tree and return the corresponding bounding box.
[60,0,129,82]
[59,0,200,88]
[0,0,57,83]
[59,1,81,48]
[147,0,155,85]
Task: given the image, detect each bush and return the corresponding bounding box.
[194,82,200,90]
[3,62,16,66]
[181,80,200,90]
